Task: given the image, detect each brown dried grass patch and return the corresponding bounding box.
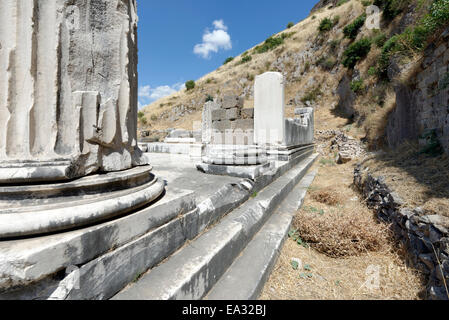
[310,188,341,206]
[293,204,390,258]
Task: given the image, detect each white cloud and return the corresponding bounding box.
[138,83,185,108]
[194,20,232,59]
[213,19,227,31]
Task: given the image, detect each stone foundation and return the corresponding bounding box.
[354,165,449,300]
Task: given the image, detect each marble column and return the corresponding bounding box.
[254,72,286,146]
[0,0,146,183]
[0,0,165,239]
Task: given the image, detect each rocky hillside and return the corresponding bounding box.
[140,0,449,154]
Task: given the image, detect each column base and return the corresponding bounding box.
[0,165,165,239]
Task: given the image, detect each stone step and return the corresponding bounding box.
[205,170,317,300]
[0,176,254,300]
[112,153,318,300]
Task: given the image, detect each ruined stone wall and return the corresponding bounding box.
[387,31,449,153]
[210,96,255,145]
[414,38,449,152]
[354,166,449,300]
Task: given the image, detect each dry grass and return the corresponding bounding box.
[363,142,449,217]
[260,160,425,300]
[294,161,390,258]
[260,239,424,300]
[310,188,341,206]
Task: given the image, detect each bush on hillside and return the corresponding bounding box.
[185,80,195,91]
[373,0,410,20]
[343,14,367,39]
[223,57,234,65]
[241,55,252,64]
[254,36,284,54]
[342,38,372,68]
[318,18,334,32]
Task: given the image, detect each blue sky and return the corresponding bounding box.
[137,0,318,108]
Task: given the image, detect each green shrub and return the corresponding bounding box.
[337,0,349,6]
[287,22,294,29]
[319,18,334,32]
[376,35,402,78]
[373,0,409,20]
[350,79,365,93]
[150,114,158,121]
[254,36,284,54]
[138,111,145,119]
[373,32,387,48]
[241,55,252,63]
[185,80,195,91]
[368,66,377,76]
[317,56,337,70]
[205,95,214,102]
[408,0,449,49]
[223,57,234,65]
[342,38,372,68]
[343,14,367,39]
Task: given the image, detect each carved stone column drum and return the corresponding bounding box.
[0,0,164,238]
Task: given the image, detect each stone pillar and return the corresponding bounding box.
[254,72,285,146]
[202,101,221,144]
[0,0,145,184]
[0,0,165,239]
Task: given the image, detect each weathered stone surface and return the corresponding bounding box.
[0,190,195,292]
[232,119,254,131]
[197,162,271,180]
[241,108,254,119]
[212,120,232,132]
[226,108,241,120]
[0,166,165,239]
[211,130,255,146]
[354,166,449,300]
[202,101,221,144]
[207,170,317,300]
[0,0,144,183]
[284,108,314,147]
[336,74,356,118]
[211,109,227,121]
[222,95,244,109]
[254,72,285,145]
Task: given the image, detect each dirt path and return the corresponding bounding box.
[260,159,425,300]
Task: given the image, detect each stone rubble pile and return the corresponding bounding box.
[354,166,449,300]
[332,132,365,164]
[315,130,365,163]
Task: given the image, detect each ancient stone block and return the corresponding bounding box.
[232,119,254,131]
[211,109,227,121]
[226,108,241,120]
[212,120,232,132]
[222,95,244,109]
[241,108,254,119]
